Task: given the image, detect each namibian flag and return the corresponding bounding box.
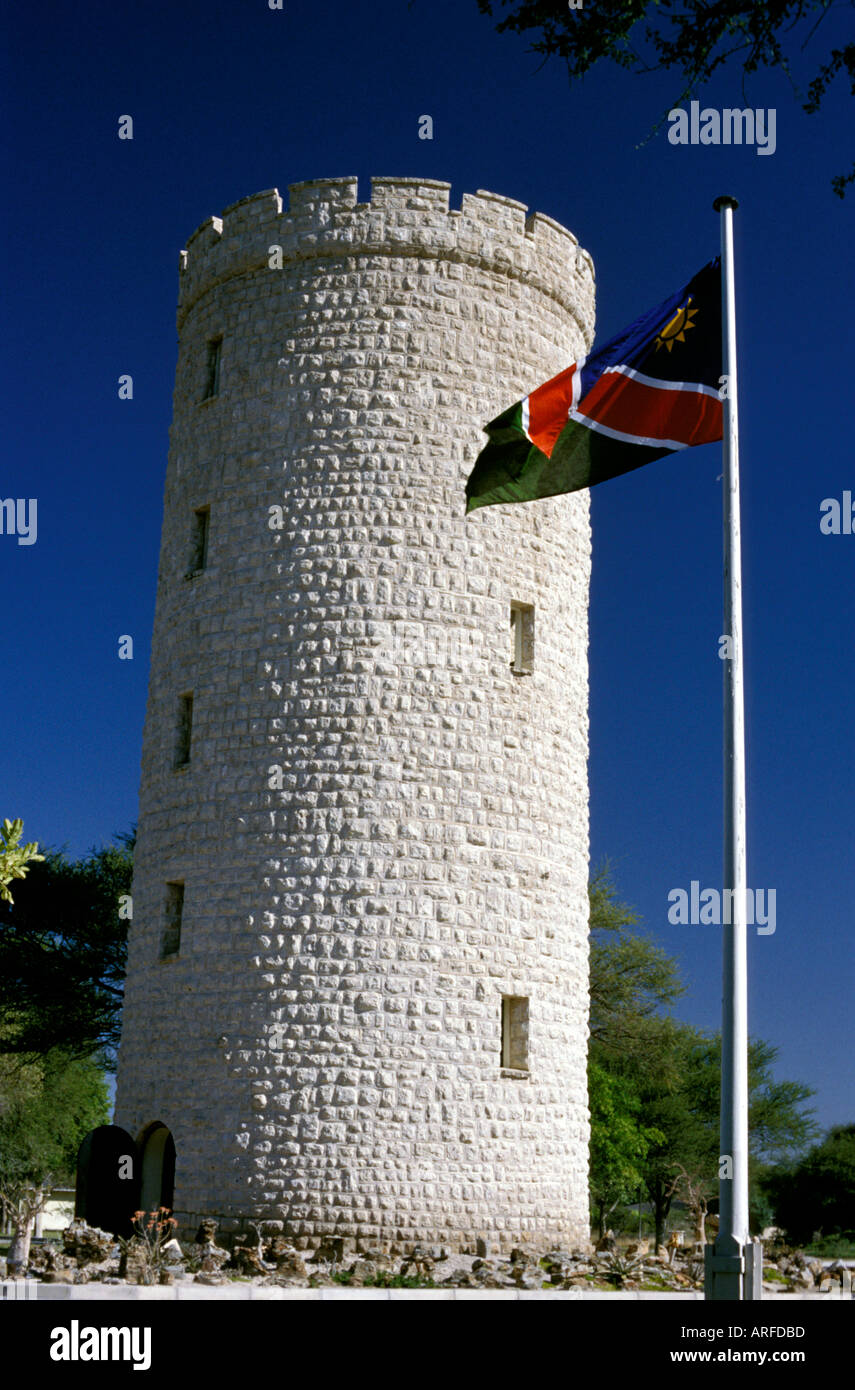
[465,259,723,513]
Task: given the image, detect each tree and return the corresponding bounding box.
[476,1,855,195]
[0,831,133,1069]
[630,1031,817,1249]
[589,1058,663,1238]
[0,818,44,904]
[765,1124,855,1244]
[588,863,685,1053]
[587,867,817,1249]
[0,1047,109,1273]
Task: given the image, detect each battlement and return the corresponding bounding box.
[176,177,595,342]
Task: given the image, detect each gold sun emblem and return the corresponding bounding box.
[655,296,698,352]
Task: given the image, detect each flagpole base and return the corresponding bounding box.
[704,1240,763,1300]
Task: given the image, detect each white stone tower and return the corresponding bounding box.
[114,176,596,1253]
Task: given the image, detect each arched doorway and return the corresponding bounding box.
[138,1122,176,1215]
[75,1125,140,1238]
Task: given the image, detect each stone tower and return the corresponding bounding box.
[114,176,596,1253]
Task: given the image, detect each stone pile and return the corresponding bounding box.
[12,1221,853,1293]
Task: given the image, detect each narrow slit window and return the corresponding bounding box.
[174,692,194,767]
[203,337,222,400]
[161,881,184,959]
[510,602,534,674]
[188,505,210,573]
[501,995,529,1071]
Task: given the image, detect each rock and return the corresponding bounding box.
[42,1270,77,1284]
[78,1260,120,1282]
[160,1238,184,1263]
[399,1253,434,1280]
[158,1270,174,1285]
[194,1219,219,1245]
[310,1237,346,1263]
[475,1238,491,1257]
[352,1249,393,1271]
[194,1272,225,1285]
[233,1247,269,1276]
[595,1233,617,1253]
[118,1237,149,1283]
[272,1251,308,1284]
[62,1221,115,1267]
[509,1246,538,1265]
[265,1235,299,1265]
[198,1242,229,1273]
[230,1232,272,1276]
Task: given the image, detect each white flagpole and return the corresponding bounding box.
[707,195,761,1300]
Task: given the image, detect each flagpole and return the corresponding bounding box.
[706,195,762,1301]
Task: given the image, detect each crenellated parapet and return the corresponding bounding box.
[176,176,595,343]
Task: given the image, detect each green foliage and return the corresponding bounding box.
[803,1234,855,1258]
[600,1250,643,1287]
[765,1125,855,1244]
[588,863,684,1052]
[0,818,44,904]
[631,1030,817,1243]
[588,1059,663,1234]
[0,830,133,1068]
[476,1,855,194]
[0,1049,109,1199]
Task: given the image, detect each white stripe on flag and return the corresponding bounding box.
[568,408,685,452]
[600,364,722,400]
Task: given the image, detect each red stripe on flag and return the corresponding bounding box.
[578,372,723,448]
[527,363,579,458]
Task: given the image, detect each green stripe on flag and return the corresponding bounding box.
[465,415,674,513]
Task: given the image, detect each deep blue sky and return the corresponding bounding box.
[2,0,852,1134]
